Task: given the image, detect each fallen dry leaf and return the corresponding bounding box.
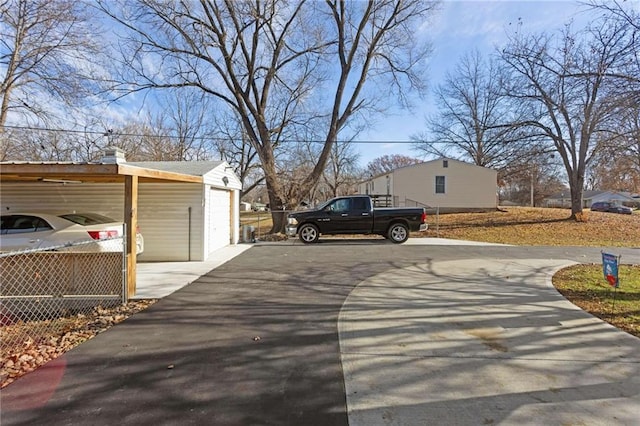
[1,300,156,388]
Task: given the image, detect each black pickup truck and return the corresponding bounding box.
[286,195,427,244]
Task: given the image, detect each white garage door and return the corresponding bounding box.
[208,188,231,253]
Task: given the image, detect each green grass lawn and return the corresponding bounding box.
[553,264,640,337]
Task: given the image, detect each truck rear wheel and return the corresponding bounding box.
[299,224,319,243]
[388,223,409,244]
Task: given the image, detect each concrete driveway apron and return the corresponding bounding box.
[1,241,639,425]
[339,257,640,426]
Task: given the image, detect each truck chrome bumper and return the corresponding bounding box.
[419,223,428,232]
[285,226,297,237]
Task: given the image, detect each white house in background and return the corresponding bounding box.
[358,158,498,211]
[544,190,639,208]
[1,150,242,262]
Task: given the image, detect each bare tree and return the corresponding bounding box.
[0,0,101,128]
[98,0,436,233]
[155,90,216,161]
[413,50,533,171]
[323,141,362,198]
[0,126,88,161]
[499,153,565,206]
[587,0,640,31]
[105,121,168,161]
[500,17,637,218]
[588,108,640,192]
[90,90,221,162]
[212,109,264,197]
[366,153,421,176]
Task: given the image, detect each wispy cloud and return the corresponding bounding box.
[430,1,593,51]
[362,0,603,158]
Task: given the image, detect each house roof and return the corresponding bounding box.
[362,157,495,182]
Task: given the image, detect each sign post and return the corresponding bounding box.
[602,252,621,311]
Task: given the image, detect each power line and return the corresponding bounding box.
[1,124,449,144]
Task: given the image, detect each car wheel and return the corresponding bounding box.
[388,223,409,244]
[299,224,319,243]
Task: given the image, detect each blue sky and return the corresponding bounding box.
[356,0,600,166]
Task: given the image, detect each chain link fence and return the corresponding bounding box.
[0,237,126,360]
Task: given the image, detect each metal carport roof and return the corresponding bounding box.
[0,159,207,298]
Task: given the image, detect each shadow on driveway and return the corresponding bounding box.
[1,245,638,425]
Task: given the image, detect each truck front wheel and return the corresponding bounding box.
[299,224,320,243]
[388,223,409,244]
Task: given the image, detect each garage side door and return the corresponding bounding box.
[207,188,231,253]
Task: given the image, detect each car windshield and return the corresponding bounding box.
[59,213,117,225]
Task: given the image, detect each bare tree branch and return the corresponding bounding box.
[0,0,102,128]
[99,0,436,233]
[501,17,637,218]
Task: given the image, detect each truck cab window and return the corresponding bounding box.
[332,199,351,212]
[353,197,368,211]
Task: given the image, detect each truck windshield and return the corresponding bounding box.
[316,199,333,210]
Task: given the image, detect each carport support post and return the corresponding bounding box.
[125,175,138,299]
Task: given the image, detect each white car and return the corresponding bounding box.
[0,212,144,254]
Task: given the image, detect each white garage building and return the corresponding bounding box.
[0,150,242,263]
[124,160,242,261]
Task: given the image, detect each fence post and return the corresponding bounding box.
[122,223,128,304]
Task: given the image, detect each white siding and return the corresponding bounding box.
[357,159,498,209]
[360,174,392,196]
[230,189,240,245]
[202,162,242,189]
[0,182,126,219]
[0,182,211,262]
[394,160,496,208]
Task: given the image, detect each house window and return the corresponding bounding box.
[435,176,446,194]
[443,160,448,168]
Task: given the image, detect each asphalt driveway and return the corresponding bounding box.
[1,242,639,425]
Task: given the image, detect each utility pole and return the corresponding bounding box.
[530,165,536,207]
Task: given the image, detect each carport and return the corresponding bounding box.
[0,149,240,297]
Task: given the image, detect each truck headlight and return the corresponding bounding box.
[287,217,298,226]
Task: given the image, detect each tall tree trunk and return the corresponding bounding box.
[568,171,585,218]
[255,138,288,234]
